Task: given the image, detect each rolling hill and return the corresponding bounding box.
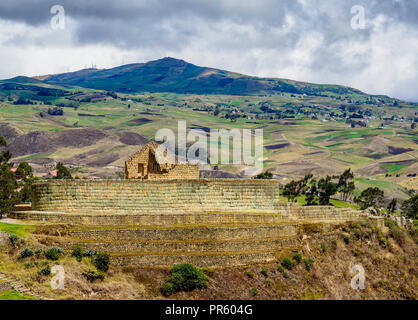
[29,57,368,96]
[0,57,416,200]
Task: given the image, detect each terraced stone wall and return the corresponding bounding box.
[31,179,280,214]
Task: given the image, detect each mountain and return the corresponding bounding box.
[32,57,367,96]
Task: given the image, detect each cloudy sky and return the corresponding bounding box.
[0,0,417,101]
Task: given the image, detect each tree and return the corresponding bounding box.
[387,198,397,213]
[283,180,299,202]
[401,194,417,220]
[55,162,72,179]
[337,168,355,201]
[16,162,33,180]
[355,187,384,210]
[305,178,318,206]
[47,107,64,116]
[16,162,34,203]
[0,137,18,218]
[317,176,338,205]
[297,174,312,195]
[254,171,273,179]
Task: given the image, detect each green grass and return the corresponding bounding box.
[381,163,409,174]
[0,290,37,300]
[0,222,34,237]
[329,199,360,209]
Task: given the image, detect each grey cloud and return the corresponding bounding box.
[0,0,417,100]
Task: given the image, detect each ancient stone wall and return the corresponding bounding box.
[31,179,280,214]
[147,164,199,180]
[12,179,377,268]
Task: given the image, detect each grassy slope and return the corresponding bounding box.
[0,219,416,300]
[0,223,34,238]
[0,80,416,198]
[0,290,37,300]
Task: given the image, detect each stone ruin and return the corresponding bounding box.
[124,141,199,180]
[8,144,384,268]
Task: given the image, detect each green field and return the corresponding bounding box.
[0,69,416,200]
[0,290,37,300]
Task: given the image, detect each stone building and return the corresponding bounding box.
[124,141,199,180]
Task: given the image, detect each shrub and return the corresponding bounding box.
[82,269,105,282]
[353,228,362,240]
[344,235,350,244]
[321,244,327,253]
[277,265,284,273]
[160,264,208,296]
[247,271,254,278]
[385,219,406,246]
[281,257,294,270]
[160,281,175,297]
[44,247,61,260]
[377,231,387,248]
[93,252,110,272]
[71,245,83,262]
[252,288,258,296]
[9,234,18,248]
[283,270,289,278]
[83,249,95,257]
[293,252,302,263]
[19,248,33,259]
[261,267,268,277]
[304,258,314,271]
[40,265,51,276]
[24,262,32,269]
[35,249,42,258]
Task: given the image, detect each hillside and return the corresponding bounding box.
[0,57,416,199]
[0,218,416,300]
[28,57,371,96]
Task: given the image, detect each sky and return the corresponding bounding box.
[0,0,417,101]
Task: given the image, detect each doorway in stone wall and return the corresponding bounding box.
[138,163,144,177]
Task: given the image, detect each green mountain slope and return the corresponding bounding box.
[31,57,367,96]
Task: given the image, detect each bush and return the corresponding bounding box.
[9,234,18,248]
[247,271,254,278]
[71,245,83,262]
[353,228,362,239]
[261,267,268,277]
[40,265,51,276]
[377,231,387,248]
[293,252,302,263]
[385,219,406,246]
[82,269,105,282]
[44,247,62,260]
[281,257,294,270]
[277,265,284,273]
[304,258,314,271]
[160,264,208,296]
[321,244,327,253]
[252,288,258,296]
[24,262,32,269]
[344,235,350,244]
[93,252,110,272]
[160,281,175,297]
[84,249,95,257]
[283,270,289,278]
[19,248,33,259]
[35,249,42,258]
